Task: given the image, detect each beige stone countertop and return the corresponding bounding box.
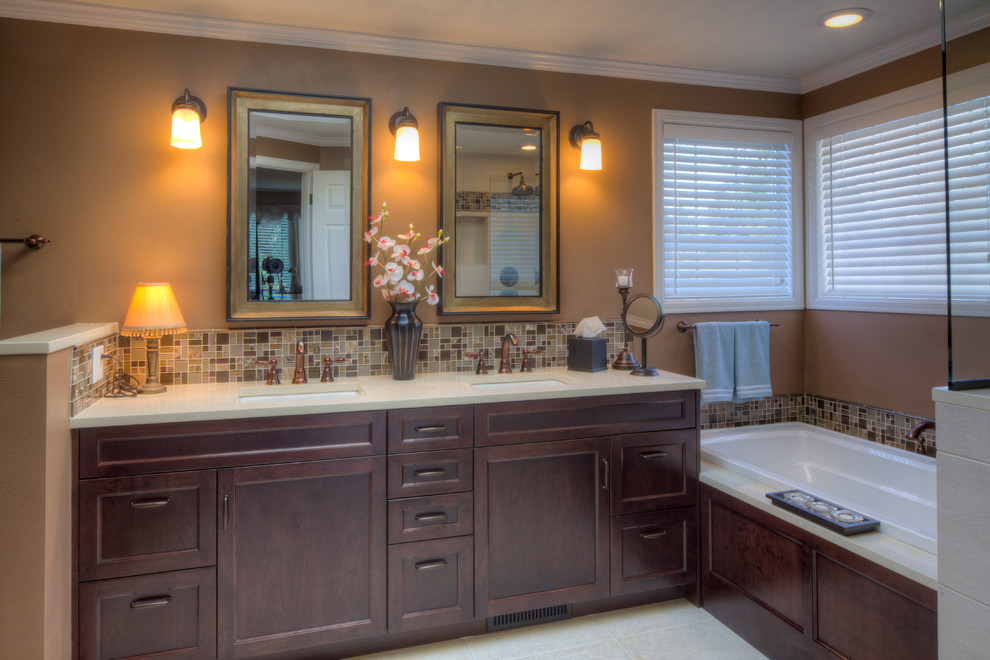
[933,385,990,412]
[71,367,705,428]
[701,462,937,591]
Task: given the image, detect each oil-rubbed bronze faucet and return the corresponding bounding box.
[321,355,346,382]
[253,358,280,385]
[906,420,935,456]
[520,347,543,373]
[292,340,308,384]
[466,349,489,375]
[499,333,518,374]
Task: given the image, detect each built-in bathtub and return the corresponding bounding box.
[701,421,937,555]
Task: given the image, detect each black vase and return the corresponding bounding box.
[385,300,423,380]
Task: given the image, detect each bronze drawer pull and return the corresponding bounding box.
[129,497,171,509]
[414,424,447,433]
[639,450,668,459]
[415,559,448,571]
[413,468,447,478]
[414,512,448,522]
[640,529,668,540]
[130,595,172,609]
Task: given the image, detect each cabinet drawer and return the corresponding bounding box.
[79,471,217,581]
[388,406,473,453]
[610,429,697,515]
[387,536,474,633]
[78,566,216,660]
[388,449,473,498]
[388,492,474,544]
[476,390,697,446]
[610,508,696,596]
[78,411,386,477]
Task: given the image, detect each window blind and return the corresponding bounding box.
[662,137,795,306]
[813,93,990,312]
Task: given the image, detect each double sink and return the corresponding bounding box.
[236,372,574,403]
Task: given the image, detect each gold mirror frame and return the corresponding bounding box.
[227,88,370,321]
[439,103,559,315]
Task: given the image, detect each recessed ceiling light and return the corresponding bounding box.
[521,145,537,151]
[817,8,873,28]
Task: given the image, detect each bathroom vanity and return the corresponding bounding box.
[71,369,703,659]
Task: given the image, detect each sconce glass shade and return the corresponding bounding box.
[580,136,602,170]
[170,89,206,149]
[569,121,602,170]
[121,283,187,338]
[390,107,421,161]
[394,124,421,161]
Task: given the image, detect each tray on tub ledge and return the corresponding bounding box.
[766,489,880,536]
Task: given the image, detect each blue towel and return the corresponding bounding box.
[694,322,735,404]
[733,321,772,403]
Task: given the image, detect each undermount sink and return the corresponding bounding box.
[462,373,575,390]
[237,382,364,403]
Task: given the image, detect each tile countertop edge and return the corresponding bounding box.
[700,462,938,591]
[0,322,118,355]
[932,385,990,413]
[70,367,706,428]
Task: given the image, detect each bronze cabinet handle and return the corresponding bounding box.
[602,458,609,491]
[223,494,229,531]
[413,468,447,478]
[414,512,448,522]
[640,529,668,540]
[130,595,172,609]
[414,559,448,571]
[639,450,668,459]
[129,497,171,509]
[414,425,447,433]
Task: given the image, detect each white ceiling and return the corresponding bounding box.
[3,0,989,91]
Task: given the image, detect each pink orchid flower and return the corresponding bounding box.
[432,263,446,278]
[372,274,387,288]
[407,268,424,282]
[391,244,411,261]
[402,257,421,270]
[398,225,418,241]
[395,280,415,297]
[363,226,380,243]
[377,236,396,251]
[367,253,380,267]
[425,285,439,305]
[383,261,404,282]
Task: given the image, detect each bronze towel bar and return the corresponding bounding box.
[677,320,780,333]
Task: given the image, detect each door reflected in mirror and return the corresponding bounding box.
[440,104,559,314]
[228,89,369,321]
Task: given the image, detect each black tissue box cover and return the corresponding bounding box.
[567,337,607,372]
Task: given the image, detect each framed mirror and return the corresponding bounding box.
[439,103,559,314]
[228,88,370,321]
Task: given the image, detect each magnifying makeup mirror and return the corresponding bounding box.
[622,294,665,377]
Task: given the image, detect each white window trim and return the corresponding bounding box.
[652,109,804,313]
[805,78,947,315]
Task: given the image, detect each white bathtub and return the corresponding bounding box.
[700,422,937,555]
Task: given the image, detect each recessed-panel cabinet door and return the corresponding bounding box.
[475,437,610,617]
[217,457,386,659]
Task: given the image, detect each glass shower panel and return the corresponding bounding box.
[945,0,990,389]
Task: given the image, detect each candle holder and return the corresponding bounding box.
[612,269,639,370]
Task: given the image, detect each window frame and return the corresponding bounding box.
[652,109,804,314]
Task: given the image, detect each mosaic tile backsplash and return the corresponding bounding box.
[70,322,935,453]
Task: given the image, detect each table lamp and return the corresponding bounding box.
[120,283,187,394]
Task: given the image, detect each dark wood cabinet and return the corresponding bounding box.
[475,437,611,616]
[76,390,700,658]
[217,457,386,658]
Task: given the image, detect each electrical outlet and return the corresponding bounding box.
[91,345,104,384]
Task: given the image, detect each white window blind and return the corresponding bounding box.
[947,94,990,309]
[809,78,990,314]
[654,112,802,313]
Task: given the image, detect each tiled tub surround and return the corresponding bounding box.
[69,323,935,451]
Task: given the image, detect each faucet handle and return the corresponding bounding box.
[466,350,489,375]
[520,347,543,373]
[253,358,280,386]
[321,355,347,383]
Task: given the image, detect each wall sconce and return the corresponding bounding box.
[120,283,187,393]
[389,107,420,161]
[569,121,602,170]
[170,89,207,149]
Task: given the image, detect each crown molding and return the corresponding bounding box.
[0,0,801,94]
[801,5,990,93]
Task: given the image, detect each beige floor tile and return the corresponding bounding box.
[593,599,712,639]
[349,638,476,660]
[465,615,610,660]
[617,618,767,660]
[526,638,633,659]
